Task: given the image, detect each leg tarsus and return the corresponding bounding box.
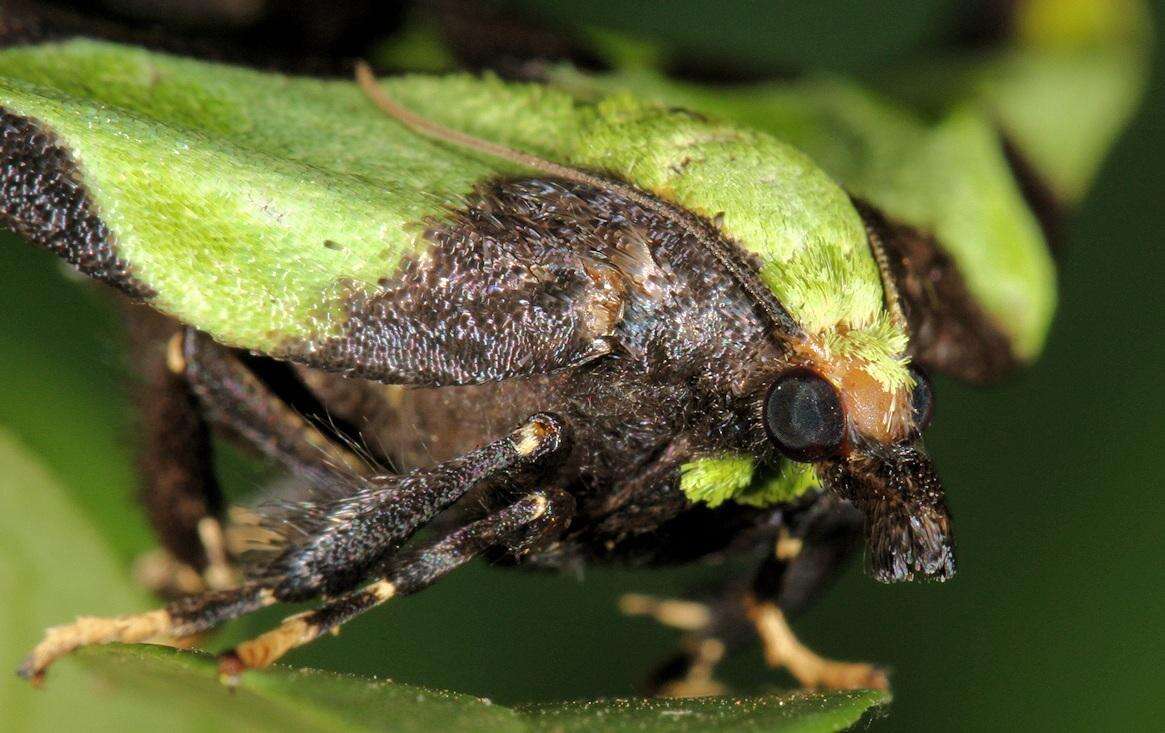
[17,585,276,683]
[133,549,208,597]
[620,593,732,697]
[133,516,243,597]
[652,638,727,698]
[746,598,889,691]
[197,517,240,590]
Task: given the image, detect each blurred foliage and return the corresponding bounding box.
[1,1,1163,731]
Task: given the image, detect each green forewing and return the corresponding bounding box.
[0,39,903,383]
[549,68,1059,362]
[0,40,503,351]
[550,0,1149,362]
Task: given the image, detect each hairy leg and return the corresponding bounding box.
[220,487,574,676]
[122,306,229,592]
[745,499,886,690]
[130,323,377,595]
[18,413,567,683]
[181,329,370,480]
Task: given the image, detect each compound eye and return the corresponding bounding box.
[909,365,935,431]
[764,369,847,461]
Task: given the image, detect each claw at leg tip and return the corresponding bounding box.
[217,652,245,687]
[16,659,45,688]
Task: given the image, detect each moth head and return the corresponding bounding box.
[760,359,953,582]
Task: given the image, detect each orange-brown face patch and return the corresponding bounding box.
[792,340,913,445]
[832,362,911,443]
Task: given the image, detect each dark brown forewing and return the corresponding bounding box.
[854,199,1019,384]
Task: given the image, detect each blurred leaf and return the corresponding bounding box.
[0,237,149,561]
[0,427,152,731]
[519,690,889,732]
[868,0,1152,203]
[72,646,525,733]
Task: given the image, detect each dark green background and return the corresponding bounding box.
[1,1,1161,730]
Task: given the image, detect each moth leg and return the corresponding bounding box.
[18,414,567,683]
[619,594,727,697]
[180,328,369,480]
[122,306,232,595]
[136,327,378,595]
[134,322,368,596]
[746,598,887,691]
[17,584,277,685]
[746,502,888,691]
[219,488,574,677]
[133,516,236,596]
[636,500,882,694]
[619,591,726,694]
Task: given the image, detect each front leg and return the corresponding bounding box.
[219,487,574,677]
[131,325,374,598]
[627,498,887,694]
[18,413,568,683]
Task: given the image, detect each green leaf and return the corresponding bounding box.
[42,645,889,733]
[73,646,525,733]
[519,691,889,732]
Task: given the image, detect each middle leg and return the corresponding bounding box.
[627,497,887,694]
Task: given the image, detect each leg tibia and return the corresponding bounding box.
[123,308,223,574]
[260,412,567,601]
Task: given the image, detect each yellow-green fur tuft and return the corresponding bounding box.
[680,454,822,509]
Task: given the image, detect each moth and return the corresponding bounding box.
[0,12,1137,694]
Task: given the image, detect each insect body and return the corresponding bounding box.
[0,38,1065,691]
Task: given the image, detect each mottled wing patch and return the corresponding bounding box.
[0,110,153,298]
[287,177,655,386]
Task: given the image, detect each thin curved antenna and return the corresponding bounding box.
[354,61,804,340]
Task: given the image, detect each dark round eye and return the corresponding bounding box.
[764,369,847,461]
[909,365,934,430]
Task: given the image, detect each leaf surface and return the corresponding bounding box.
[519,691,889,732]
